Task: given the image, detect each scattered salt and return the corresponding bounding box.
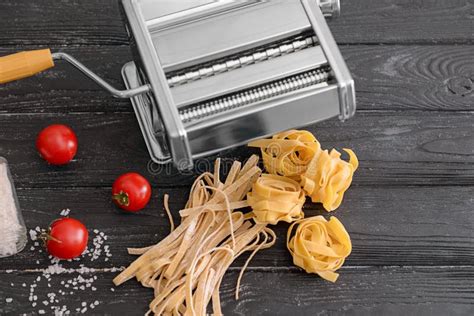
[18,228,113,314]
[60,209,71,216]
[38,310,45,315]
[29,229,38,241]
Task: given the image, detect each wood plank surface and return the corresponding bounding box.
[0,185,472,271]
[1,45,473,113]
[0,0,473,315]
[1,266,473,315]
[0,0,471,46]
[0,111,472,188]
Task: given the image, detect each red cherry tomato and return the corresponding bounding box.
[45,218,88,260]
[36,124,78,165]
[112,172,151,212]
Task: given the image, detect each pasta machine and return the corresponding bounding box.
[0,0,355,170]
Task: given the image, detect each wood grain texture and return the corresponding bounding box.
[1,266,473,315]
[0,185,472,271]
[0,0,473,315]
[0,111,472,188]
[1,45,473,113]
[0,0,471,46]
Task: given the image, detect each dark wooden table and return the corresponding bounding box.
[1,0,473,315]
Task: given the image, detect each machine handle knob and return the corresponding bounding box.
[0,49,54,84]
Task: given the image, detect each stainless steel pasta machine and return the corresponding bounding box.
[0,0,355,170]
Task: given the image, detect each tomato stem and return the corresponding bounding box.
[113,191,130,206]
[39,230,62,245]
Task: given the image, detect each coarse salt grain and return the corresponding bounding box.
[6,298,13,303]
[20,228,114,314]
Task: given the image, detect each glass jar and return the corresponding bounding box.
[0,157,27,257]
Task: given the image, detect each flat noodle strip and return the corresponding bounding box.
[287,216,352,283]
[247,174,305,225]
[249,130,358,212]
[301,148,358,211]
[113,156,276,316]
[163,194,175,232]
[248,130,320,180]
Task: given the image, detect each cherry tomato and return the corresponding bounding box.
[112,172,151,212]
[45,218,88,260]
[36,124,78,165]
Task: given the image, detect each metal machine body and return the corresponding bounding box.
[120,0,355,170]
[0,1,354,171]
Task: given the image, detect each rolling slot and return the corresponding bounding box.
[167,34,317,87]
[179,66,332,124]
[170,44,328,108]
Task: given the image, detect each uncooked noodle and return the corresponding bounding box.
[114,156,276,315]
[300,148,358,211]
[287,216,352,283]
[248,130,320,180]
[249,130,358,211]
[247,174,305,225]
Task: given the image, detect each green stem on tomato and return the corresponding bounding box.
[39,230,62,245]
[113,191,130,206]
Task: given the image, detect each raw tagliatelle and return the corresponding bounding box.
[248,130,321,180]
[113,156,276,316]
[300,148,358,211]
[247,174,305,225]
[249,130,358,212]
[287,216,352,283]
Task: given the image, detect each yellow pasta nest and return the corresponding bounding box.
[247,174,305,225]
[248,130,321,180]
[287,216,352,283]
[249,130,358,212]
[301,148,358,211]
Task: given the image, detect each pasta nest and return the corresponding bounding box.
[248,130,321,180]
[287,216,352,282]
[249,130,359,212]
[300,148,358,211]
[247,174,305,225]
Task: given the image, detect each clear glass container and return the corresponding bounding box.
[0,157,27,257]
